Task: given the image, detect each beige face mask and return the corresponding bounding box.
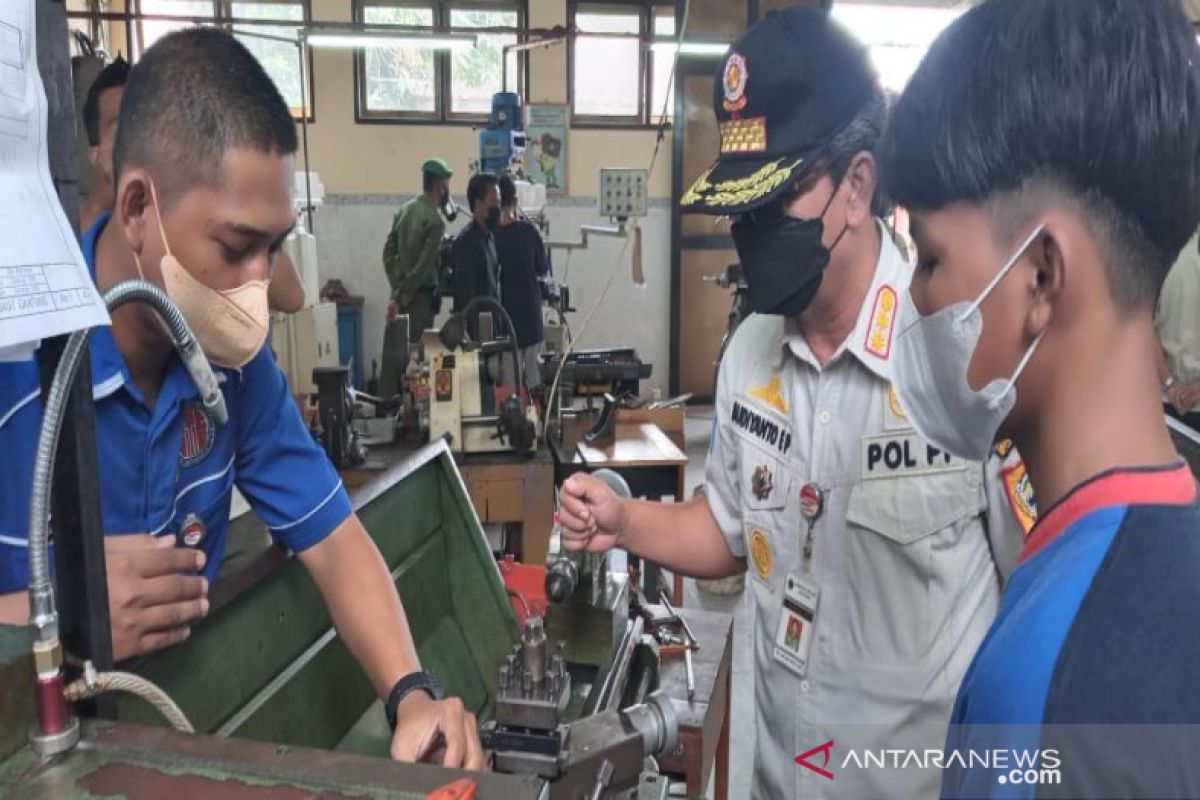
[137,183,270,369]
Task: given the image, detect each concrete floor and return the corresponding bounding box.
[673,407,757,799]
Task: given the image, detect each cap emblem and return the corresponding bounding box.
[722,52,749,113]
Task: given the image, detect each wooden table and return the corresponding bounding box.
[656,605,734,800]
[550,418,690,603]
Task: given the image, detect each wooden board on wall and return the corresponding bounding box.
[674,64,738,400]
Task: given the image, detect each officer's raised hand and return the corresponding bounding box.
[105,534,209,660]
[557,473,629,553]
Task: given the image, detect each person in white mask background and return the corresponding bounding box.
[557,8,1030,798]
[881,0,1200,796]
[0,28,484,771]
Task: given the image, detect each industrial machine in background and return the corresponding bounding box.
[478,91,528,176]
[539,348,654,442]
[312,366,368,469]
[540,348,653,404]
[426,300,539,455]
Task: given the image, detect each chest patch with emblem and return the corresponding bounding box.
[751,464,775,501]
[861,430,966,480]
[1002,462,1038,536]
[179,512,206,548]
[748,374,788,416]
[748,527,772,581]
[180,402,215,467]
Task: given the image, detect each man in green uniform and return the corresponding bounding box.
[380,157,453,396]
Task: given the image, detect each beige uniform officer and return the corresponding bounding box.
[556,10,1030,798]
[707,223,1026,798]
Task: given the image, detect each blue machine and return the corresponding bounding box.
[479,91,526,174]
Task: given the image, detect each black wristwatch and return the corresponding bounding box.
[384,670,445,731]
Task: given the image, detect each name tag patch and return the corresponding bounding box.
[730,398,793,457]
[861,431,965,480]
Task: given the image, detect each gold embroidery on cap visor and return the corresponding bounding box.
[680,157,805,211]
[720,117,767,154]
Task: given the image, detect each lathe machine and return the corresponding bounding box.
[0,433,730,799]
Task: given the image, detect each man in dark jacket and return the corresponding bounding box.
[450,173,502,342]
[494,175,550,391]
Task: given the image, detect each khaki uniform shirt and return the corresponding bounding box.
[1157,233,1200,389]
[383,195,446,301]
[706,226,1028,799]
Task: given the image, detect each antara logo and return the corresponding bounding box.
[795,740,836,780]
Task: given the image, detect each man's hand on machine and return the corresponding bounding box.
[557,473,629,553]
[390,692,485,770]
[105,534,209,661]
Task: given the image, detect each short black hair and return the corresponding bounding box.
[498,174,517,207]
[820,88,887,217]
[113,28,298,205]
[881,0,1200,312]
[467,172,498,212]
[81,56,128,146]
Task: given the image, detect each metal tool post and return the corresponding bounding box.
[488,614,681,798]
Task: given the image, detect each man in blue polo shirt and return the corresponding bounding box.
[0,28,482,770]
[881,0,1200,796]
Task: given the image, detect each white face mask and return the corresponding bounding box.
[892,225,1046,461]
[137,183,270,369]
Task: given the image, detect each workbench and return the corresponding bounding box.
[552,419,688,501]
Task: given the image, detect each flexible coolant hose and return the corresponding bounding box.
[28,280,225,638]
[64,668,194,733]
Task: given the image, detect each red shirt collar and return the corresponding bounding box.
[1019,463,1197,565]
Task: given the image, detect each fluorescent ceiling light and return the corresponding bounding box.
[650,41,729,56]
[303,28,477,50]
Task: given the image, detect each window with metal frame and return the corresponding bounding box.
[128,0,313,118]
[829,2,964,92]
[354,0,524,124]
[570,0,674,127]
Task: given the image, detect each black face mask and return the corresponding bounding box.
[731,185,847,318]
[485,206,501,232]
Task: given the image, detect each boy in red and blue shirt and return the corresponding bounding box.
[881,0,1200,796]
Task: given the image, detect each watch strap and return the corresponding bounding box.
[384,670,445,731]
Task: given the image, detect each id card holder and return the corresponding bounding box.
[773,572,820,679]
